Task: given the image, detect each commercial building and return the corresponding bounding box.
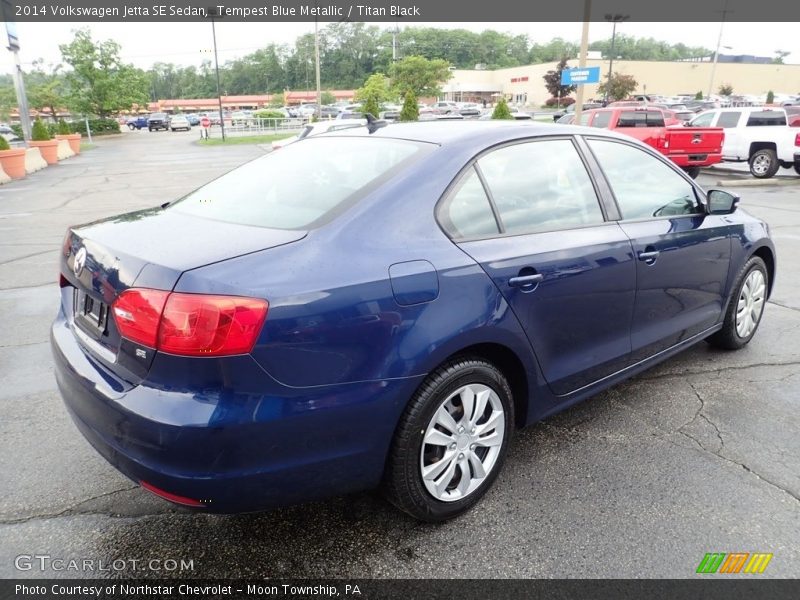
[443,59,800,106]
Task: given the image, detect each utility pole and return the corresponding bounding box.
[2,3,31,141]
[314,15,321,119]
[392,23,399,61]
[707,0,732,99]
[208,7,226,141]
[573,0,591,125]
[604,14,629,104]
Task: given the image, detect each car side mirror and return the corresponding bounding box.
[707,189,740,215]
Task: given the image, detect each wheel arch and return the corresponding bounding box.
[751,245,776,298]
[749,141,777,158]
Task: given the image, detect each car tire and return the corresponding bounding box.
[794,162,800,176]
[148,127,153,132]
[749,149,780,179]
[128,123,136,131]
[684,166,701,179]
[707,256,768,350]
[383,357,514,522]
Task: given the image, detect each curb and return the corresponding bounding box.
[715,178,800,187]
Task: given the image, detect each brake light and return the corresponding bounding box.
[795,133,800,146]
[111,289,268,356]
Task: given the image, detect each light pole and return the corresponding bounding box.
[604,13,629,103]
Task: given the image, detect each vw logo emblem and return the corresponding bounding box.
[73,247,87,278]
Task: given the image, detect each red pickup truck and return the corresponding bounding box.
[583,107,724,178]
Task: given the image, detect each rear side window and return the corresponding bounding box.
[746,111,787,126]
[588,139,701,220]
[477,139,604,235]
[172,137,428,229]
[717,111,741,128]
[438,168,499,239]
[591,111,612,128]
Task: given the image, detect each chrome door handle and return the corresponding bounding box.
[509,274,544,287]
[638,250,660,262]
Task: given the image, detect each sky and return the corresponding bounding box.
[4,21,799,74]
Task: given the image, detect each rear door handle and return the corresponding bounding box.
[638,250,660,262]
[509,273,544,287]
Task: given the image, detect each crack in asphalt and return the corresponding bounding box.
[0,485,146,525]
[636,360,800,382]
[768,299,800,313]
[671,383,800,504]
[0,248,59,267]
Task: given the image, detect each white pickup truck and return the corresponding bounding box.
[689,106,800,178]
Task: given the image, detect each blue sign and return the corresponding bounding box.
[561,67,601,85]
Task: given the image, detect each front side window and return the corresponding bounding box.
[477,139,604,235]
[690,112,715,127]
[172,137,429,229]
[588,139,701,220]
[591,111,612,128]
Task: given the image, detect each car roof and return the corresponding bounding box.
[322,120,625,147]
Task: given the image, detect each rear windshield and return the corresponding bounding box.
[171,136,429,229]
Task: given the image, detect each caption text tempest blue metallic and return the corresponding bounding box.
[52,122,775,521]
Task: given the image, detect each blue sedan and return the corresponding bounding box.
[52,122,775,521]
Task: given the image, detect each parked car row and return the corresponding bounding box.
[126,113,200,132]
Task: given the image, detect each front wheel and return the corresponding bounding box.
[383,357,514,522]
[749,149,780,179]
[127,123,136,131]
[707,256,768,350]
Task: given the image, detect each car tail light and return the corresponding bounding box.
[112,289,170,348]
[112,288,268,356]
[795,133,800,146]
[158,293,268,356]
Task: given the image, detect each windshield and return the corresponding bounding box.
[171,136,430,229]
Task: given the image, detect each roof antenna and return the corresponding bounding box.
[365,113,388,134]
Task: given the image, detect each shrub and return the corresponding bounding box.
[766,90,774,104]
[544,96,575,107]
[491,97,514,120]
[11,124,22,138]
[254,109,286,119]
[31,119,51,141]
[0,135,10,151]
[695,91,703,100]
[399,90,419,122]
[56,120,72,135]
[70,118,120,135]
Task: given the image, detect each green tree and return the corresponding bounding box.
[321,90,336,105]
[695,91,704,100]
[598,72,638,101]
[773,50,790,64]
[399,90,419,122]
[543,58,576,99]
[766,90,774,104]
[59,29,149,117]
[269,92,286,107]
[56,119,72,135]
[718,83,734,96]
[492,97,513,120]
[355,73,391,117]
[389,55,452,98]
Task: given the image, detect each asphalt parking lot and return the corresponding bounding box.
[0,129,798,579]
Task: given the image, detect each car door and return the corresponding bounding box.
[713,110,744,159]
[440,137,637,396]
[585,138,732,363]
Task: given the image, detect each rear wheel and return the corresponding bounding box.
[684,166,701,179]
[127,123,135,131]
[749,149,780,179]
[384,357,514,522]
[794,162,800,176]
[707,256,768,350]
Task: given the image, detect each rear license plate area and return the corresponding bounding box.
[73,289,109,335]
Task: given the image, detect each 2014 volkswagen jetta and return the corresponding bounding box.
[52,122,775,521]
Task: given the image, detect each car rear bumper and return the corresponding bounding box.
[51,311,422,513]
[668,152,722,167]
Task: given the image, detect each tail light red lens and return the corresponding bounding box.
[795,133,800,146]
[159,293,268,356]
[112,288,268,356]
[112,289,170,348]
